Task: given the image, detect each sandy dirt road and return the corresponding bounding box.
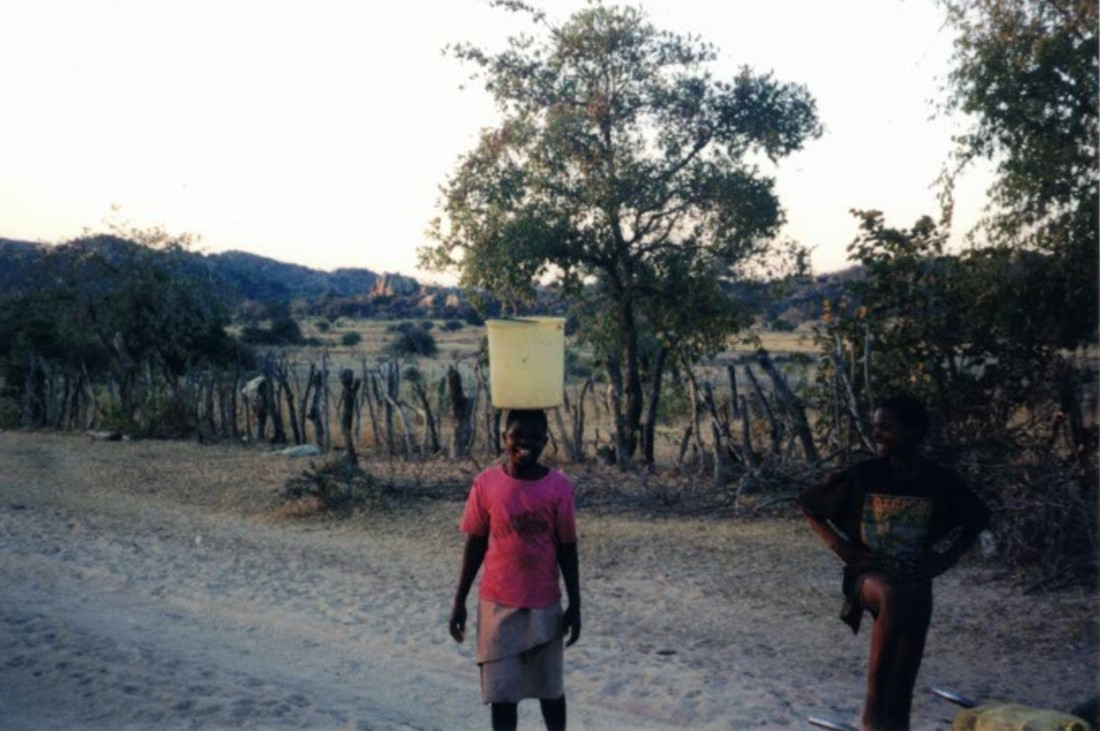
[0,432,1095,730]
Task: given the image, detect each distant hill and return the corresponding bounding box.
[204,250,380,302]
[0,235,860,325]
[0,236,383,305]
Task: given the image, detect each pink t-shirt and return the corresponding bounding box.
[460,465,578,609]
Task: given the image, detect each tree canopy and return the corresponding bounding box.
[422,0,821,463]
[939,0,1098,345]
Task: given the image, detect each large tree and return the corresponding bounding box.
[939,0,1098,346]
[422,1,820,464]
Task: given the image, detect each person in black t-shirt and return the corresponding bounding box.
[799,395,990,731]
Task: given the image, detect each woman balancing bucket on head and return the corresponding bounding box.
[800,395,990,731]
[449,318,580,731]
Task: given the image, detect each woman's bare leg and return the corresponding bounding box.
[858,574,932,731]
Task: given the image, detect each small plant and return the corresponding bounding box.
[278,459,383,514]
[442,320,464,332]
[341,331,362,347]
[316,320,331,333]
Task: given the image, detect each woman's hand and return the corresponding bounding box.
[562,604,581,646]
[449,603,467,643]
[836,540,876,571]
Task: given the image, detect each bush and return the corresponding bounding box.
[241,316,304,346]
[389,328,437,358]
[442,320,464,332]
[316,320,331,333]
[954,437,1098,589]
[341,331,362,347]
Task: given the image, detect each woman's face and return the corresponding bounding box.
[504,417,548,472]
[871,407,921,459]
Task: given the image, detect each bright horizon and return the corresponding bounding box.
[0,0,993,284]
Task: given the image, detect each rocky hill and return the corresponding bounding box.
[0,235,856,324]
[0,236,436,304]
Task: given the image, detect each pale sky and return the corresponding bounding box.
[0,0,992,283]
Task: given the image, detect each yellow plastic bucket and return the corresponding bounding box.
[486,317,565,409]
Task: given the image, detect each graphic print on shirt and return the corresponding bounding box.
[861,493,933,576]
[496,509,551,543]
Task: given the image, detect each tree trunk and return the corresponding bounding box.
[606,352,629,468]
[618,296,644,463]
[573,378,592,462]
[641,347,669,466]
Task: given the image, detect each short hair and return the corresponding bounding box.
[875,394,929,437]
[504,409,548,434]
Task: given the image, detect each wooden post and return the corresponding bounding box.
[702,380,729,483]
[361,362,381,451]
[727,364,741,420]
[447,366,471,459]
[833,335,874,454]
[322,351,331,453]
[756,350,818,465]
[411,376,440,455]
[307,368,325,448]
[339,368,362,464]
[276,360,302,445]
[743,363,781,455]
[384,360,398,456]
[739,395,758,467]
[681,359,706,471]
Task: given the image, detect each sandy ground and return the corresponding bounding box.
[0,431,1095,731]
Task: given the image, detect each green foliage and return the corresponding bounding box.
[423,1,821,458]
[340,331,363,347]
[240,301,304,346]
[316,320,332,333]
[0,230,245,430]
[388,328,438,358]
[442,320,465,332]
[939,0,1098,345]
[816,210,1083,445]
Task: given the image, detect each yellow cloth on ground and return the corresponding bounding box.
[953,703,1094,731]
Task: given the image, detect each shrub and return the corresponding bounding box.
[316,320,331,333]
[341,331,362,347]
[389,328,437,357]
[442,320,464,332]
